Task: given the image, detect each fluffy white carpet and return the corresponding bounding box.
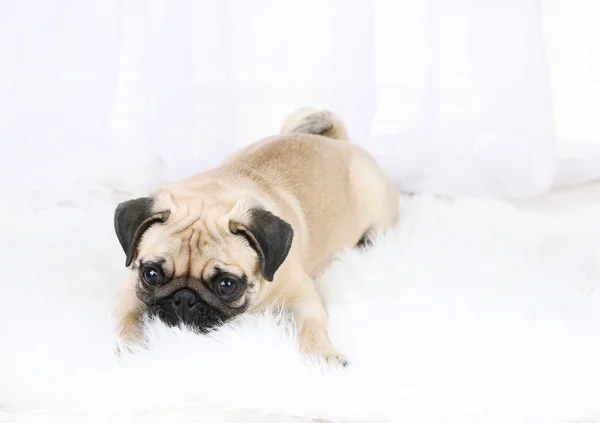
[2,178,600,423]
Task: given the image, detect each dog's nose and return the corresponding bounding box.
[172,288,199,320]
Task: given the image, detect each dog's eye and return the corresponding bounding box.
[216,278,238,298]
[142,266,163,288]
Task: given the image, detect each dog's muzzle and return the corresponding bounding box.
[148,288,228,333]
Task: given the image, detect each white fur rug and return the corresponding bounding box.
[2,182,600,423]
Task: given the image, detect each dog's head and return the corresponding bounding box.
[113,183,293,332]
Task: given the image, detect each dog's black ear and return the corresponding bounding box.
[114,197,170,267]
[230,208,294,282]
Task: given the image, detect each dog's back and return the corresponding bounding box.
[219,108,399,274]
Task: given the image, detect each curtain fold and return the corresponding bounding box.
[0,0,598,200]
[370,0,559,198]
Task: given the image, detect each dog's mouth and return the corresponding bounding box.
[147,288,230,333]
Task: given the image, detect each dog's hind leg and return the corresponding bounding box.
[350,150,400,247]
[355,231,373,249]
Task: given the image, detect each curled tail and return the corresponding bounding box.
[280,107,348,141]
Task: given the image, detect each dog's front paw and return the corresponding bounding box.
[299,334,350,368]
[302,343,349,368]
[321,350,350,367]
[115,315,145,356]
[297,317,349,368]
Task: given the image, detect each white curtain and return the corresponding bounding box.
[0,0,598,201]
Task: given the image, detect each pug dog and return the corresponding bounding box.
[114,108,399,366]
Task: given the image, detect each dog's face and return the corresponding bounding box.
[113,184,293,333]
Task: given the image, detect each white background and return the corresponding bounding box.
[0,0,599,199]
